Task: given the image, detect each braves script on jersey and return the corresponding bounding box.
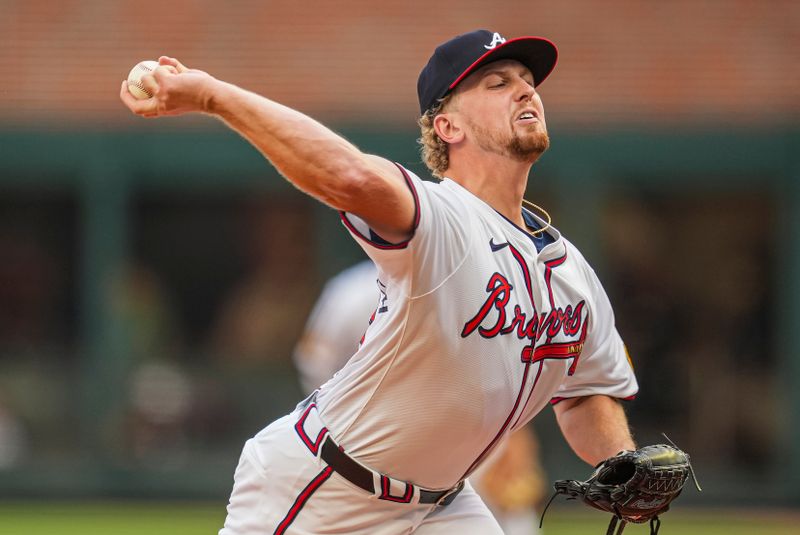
[318,165,638,490]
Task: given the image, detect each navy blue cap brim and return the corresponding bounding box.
[448,36,558,93]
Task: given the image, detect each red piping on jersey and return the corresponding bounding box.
[543,253,567,344]
[461,359,534,480]
[543,254,567,309]
[508,243,535,305]
[511,361,546,429]
[294,402,328,455]
[461,243,540,480]
[274,466,334,534]
[507,242,543,429]
[338,163,420,250]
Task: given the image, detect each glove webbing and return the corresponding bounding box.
[606,515,661,535]
[539,488,663,535]
[538,487,561,529]
[606,517,625,535]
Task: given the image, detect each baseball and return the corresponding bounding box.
[126,60,159,100]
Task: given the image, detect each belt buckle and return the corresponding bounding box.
[435,480,465,506]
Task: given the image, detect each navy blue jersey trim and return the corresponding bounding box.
[494,207,555,252]
[549,394,638,406]
[369,229,394,246]
[339,163,420,250]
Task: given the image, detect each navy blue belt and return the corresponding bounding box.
[319,435,465,505]
[297,392,464,506]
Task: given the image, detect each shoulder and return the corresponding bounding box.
[395,170,476,230]
[560,237,589,265]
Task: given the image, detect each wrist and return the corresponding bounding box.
[201,77,229,115]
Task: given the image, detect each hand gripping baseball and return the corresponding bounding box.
[540,435,701,535]
[120,56,215,118]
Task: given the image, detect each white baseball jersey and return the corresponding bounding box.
[293,260,379,394]
[315,165,638,491]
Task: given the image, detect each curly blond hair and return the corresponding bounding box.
[417,94,455,179]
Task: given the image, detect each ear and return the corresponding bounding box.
[433,112,465,144]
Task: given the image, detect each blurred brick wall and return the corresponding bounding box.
[1,0,797,128]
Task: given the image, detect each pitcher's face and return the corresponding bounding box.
[452,59,549,162]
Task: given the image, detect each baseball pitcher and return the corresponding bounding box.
[121,29,691,535]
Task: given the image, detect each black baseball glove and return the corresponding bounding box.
[541,440,700,535]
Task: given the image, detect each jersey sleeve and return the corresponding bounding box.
[551,258,639,403]
[339,165,471,296]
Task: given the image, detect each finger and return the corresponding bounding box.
[119,80,141,107]
[119,80,158,115]
[140,72,160,95]
[148,65,174,89]
[159,56,189,73]
[152,64,179,85]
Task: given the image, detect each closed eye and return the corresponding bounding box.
[487,77,508,89]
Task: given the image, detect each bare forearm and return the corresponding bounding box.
[207,80,379,209]
[120,59,414,239]
[554,395,635,466]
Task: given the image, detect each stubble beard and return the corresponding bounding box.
[509,129,550,162]
[470,120,550,163]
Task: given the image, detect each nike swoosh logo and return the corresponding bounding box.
[489,238,509,252]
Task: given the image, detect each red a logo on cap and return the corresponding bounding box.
[484,32,506,50]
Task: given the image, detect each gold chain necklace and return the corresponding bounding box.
[521,199,552,237]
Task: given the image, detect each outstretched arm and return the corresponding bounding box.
[552,395,636,466]
[119,57,415,243]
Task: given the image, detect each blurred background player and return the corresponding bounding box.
[293,259,547,535]
[292,260,378,394]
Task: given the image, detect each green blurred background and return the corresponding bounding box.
[1,0,798,532]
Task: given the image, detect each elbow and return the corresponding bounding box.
[316,158,384,212]
[553,395,588,417]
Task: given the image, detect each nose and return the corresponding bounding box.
[515,78,535,102]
